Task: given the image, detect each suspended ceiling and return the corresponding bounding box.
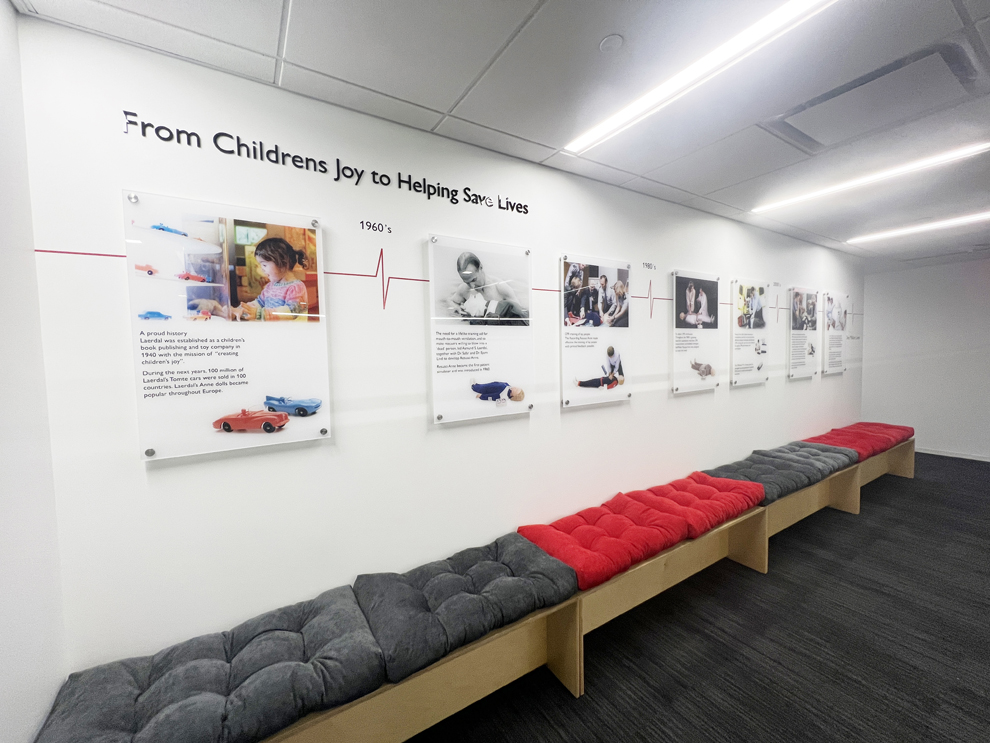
[11,0,990,270]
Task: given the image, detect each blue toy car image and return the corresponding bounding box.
[265,396,322,416]
[138,311,172,320]
[151,223,188,236]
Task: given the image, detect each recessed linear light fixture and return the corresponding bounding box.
[752,142,990,213]
[847,210,990,244]
[563,0,840,154]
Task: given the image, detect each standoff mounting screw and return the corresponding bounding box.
[528,404,533,410]
[320,428,328,435]
[564,400,570,405]
[127,193,139,203]
[525,249,530,255]
[431,236,437,243]
[627,393,631,398]
[436,414,443,421]
[144,449,155,457]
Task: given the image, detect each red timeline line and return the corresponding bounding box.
[630,279,672,319]
[35,249,126,258]
[325,248,428,309]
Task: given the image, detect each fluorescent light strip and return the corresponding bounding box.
[753,142,990,213]
[564,0,840,154]
[848,210,990,244]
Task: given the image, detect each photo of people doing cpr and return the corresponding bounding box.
[792,291,818,331]
[562,262,629,327]
[737,284,766,328]
[434,246,530,326]
[574,346,625,388]
[675,275,718,329]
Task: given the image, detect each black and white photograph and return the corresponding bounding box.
[432,243,530,326]
[675,274,719,329]
[791,290,818,331]
[562,261,630,328]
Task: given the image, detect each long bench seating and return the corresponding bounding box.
[35,586,386,743]
[353,532,578,683]
[703,441,859,504]
[35,422,915,743]
[803,422,915,461]
[517,473,765,590]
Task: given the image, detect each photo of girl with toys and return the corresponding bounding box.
[736,284,766,329]
[186,221,320,322]
[562,262,629,327]
[675,274,718,329]
[573,346,625,389]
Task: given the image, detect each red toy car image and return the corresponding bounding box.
[176,271,207,282]
[135,263,158,275]
[213,409,289,433]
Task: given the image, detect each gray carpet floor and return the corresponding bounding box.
[410,453,990,742]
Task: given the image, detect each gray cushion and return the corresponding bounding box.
[354,532,578,683]
[704,441,858,503]
[36,586,385,743]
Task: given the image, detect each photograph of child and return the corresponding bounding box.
[736,284,766,329]
[792,291,818,331]
[230,224,319,322]
[562,262,629,327]
[434,246,530,326]
[675,275,718,329]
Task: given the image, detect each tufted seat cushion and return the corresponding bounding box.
[35,586,385,743]
[803,422,914,461]
[703,441,859,503]
[518,473,764,590]
[353,533,578,683]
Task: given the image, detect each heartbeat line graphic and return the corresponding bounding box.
[35,249,126,258]
[325,249,429,309]
[630,280,672,318]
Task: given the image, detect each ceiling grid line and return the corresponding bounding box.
[273,0,293,86]
[430,0,549,134]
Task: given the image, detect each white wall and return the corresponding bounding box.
[0,4,66,742]
[863,258,990,460]
[17,19,864,676]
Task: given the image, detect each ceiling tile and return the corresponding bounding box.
[284,0,539,112]
[542,153,636,186]
[785,54,967,147]
[93,0,284,55]
[452,0,782,149]
[280,64,443,130]
[28,0,276,80]
[964,0,990,21]
[434,117,554,162]
[621,178,696,204]
[577,0,963,175]
[643,126,807,196]
[979,17,990,47]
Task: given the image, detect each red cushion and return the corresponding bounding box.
[518,473,764,590]
[803,422,914,461]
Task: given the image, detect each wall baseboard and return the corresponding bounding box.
[915,447,990,463]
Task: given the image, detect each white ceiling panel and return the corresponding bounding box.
[621,178,696,205]
[284,0,539,112]
[452,0,782,149]
[577,0,963,175]
[786,54,967,147]
[964,0,990,21]
[94,0,284,55]
[680,196,744,219]
[434,117,554,162]
[851,221,990,259]
[979,17,990,48]
[708,95,990,213]
[542,152,635,186]
[280,64,443,131]
[643,126,807,196]
[27,0,276,80]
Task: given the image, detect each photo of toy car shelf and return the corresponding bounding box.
[265,396,322,416]
[135,263,158,275]
[213,409,289,433]
[176,271,207,282]
[138,311,171,320]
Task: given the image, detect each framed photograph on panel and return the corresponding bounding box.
[671,270,720,394]
[428,234,534,424]
[122,190,330,460]
[560,254,632,408]
[788,287,819,380]
[822,291,848,375]
[730,279,771,387]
